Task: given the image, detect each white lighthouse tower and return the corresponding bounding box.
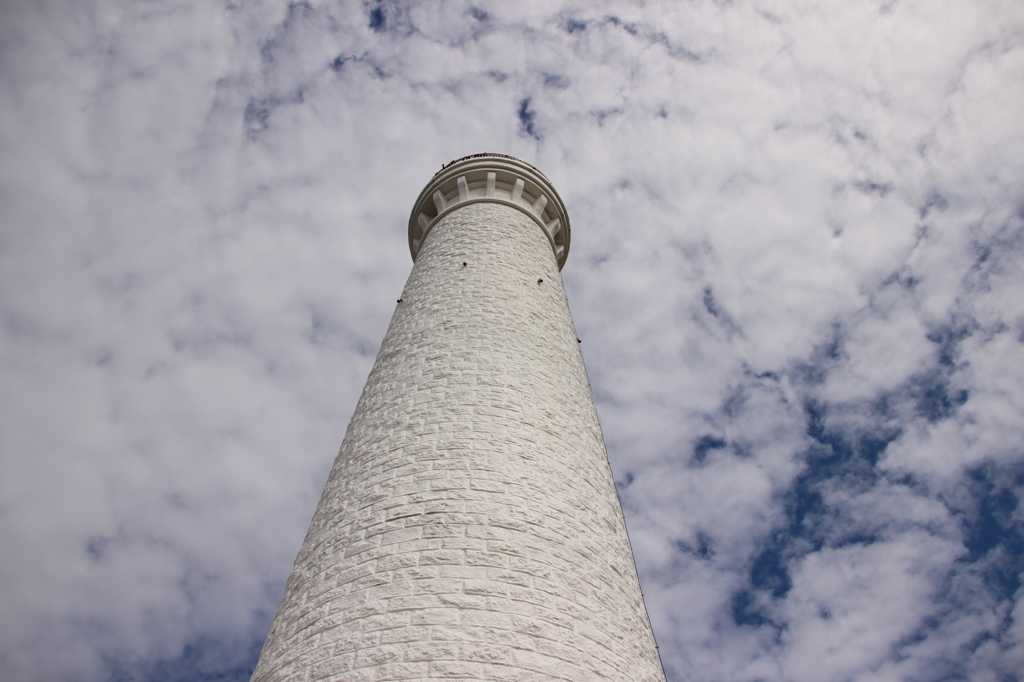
[251,154,665,681]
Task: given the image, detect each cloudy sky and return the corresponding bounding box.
[2,0,1024,680]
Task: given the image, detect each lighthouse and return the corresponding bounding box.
[251,154,665,681]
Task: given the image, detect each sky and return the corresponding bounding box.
[2,0,1024,680]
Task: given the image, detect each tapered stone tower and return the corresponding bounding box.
[252,154,665,681]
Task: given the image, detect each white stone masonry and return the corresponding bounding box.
[251,156,665,682]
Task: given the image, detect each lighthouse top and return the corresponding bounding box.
[407,153,571,270]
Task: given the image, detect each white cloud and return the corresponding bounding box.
[780,533,963,682]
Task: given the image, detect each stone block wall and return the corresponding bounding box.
[251,202,664,682]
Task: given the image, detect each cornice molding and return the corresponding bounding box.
[408,154,571,270]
